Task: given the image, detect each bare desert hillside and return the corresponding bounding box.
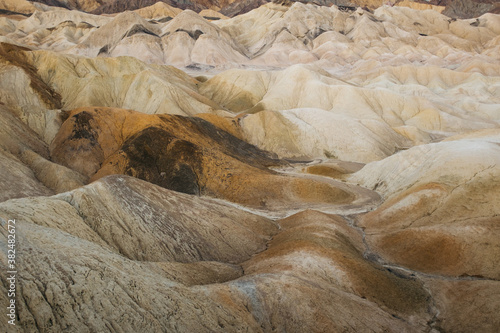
[0,1,499,332]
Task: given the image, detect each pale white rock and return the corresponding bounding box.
[70,11,160,58]
[162,9,248,61]
[162,10,222,37]
[15,9,110,35]
[110,33,165,64]
[312,31,352,49]
[250,29,311,66]
[214,3,290,56]
[191,33,249,66]
[162,31,195,67]
[479,13,500,35]
[199,61,500,163]
[240,108,411,163]
[349,138,500,199]
[2,4,499,69]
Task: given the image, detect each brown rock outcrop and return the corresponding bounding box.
[50,107,356,211]
[442,0,500,18]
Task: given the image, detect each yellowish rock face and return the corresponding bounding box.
[49,107,358,213]
[0,3,499,333]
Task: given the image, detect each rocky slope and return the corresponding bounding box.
[23,0,500,18]
[3,3,499,69]
[50,107,362,212]
[442,0,500,18]
[0,2,499,333]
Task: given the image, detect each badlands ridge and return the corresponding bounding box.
[0,1,499,332]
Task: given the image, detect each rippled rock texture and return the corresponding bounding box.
[0,2,499,333]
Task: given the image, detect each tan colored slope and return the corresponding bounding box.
[134,2,182,19]
[69,9,246,66]
[0,176,424,332]
[160,10,248,64]
[349,136,500,198]
[3,10,110,53]
[0,0,57,15]
[20,150,87,192]
[424,279,500,332]
[3,177,496,331]
[0,175,273,331]
[396,0,445,13]
[1,175,277,264]
[198,68,271,112]
[0,105,86,202]
[0,43,61,112]
[0,46,91,200]
[340,132,500,330]
[349,135,500,279]
[199,9,229,19]
[0,17,17,36]
[0,5,498,332]
[0,148,54,202]
[345,64,500,123]
[50,107,356,211]
[479,12,500,34]
[136,5,232,21]
[375,5,496,43]
[2,4,499,69]
[0,218,259,331]
[216,3,341,59]
[0,43,70,149]
[0,106,48,159]
[201,65,500,133]
[200,64,499,162]
[21,49,219,115]
[15,9,111,34]
[214,3,498,66]
[0,43,223,136]
[71,10,161,57]
[239,108,411,163]
[0,0,37,14]
[0,107,52,201]
[244,210,431,323]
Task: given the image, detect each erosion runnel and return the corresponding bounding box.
[1,1,499,332]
